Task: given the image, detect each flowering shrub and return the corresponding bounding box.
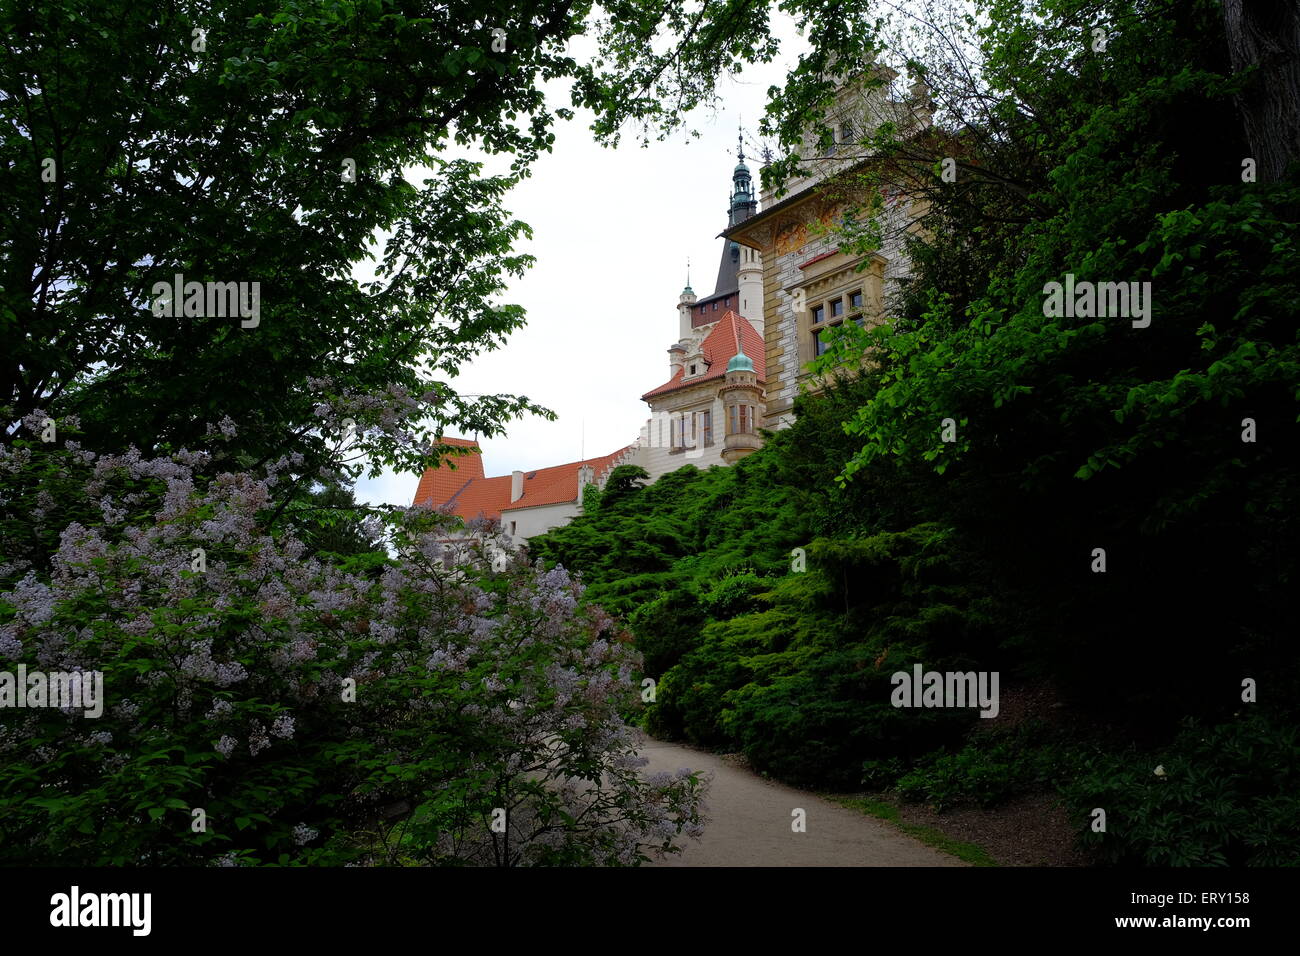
[0,419,707,866]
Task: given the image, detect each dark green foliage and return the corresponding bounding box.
[1063,714,1300,867]
[891,722,1084,812]
[295,483,384,559]
[697,572,769,620]
[820,0,1300,725]
[538,0,1300,865]
[639,528,1002,788]
[598,465,651,510]
[625,586,704,679]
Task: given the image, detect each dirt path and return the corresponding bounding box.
[640,738,964,867]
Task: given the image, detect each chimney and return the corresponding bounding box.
[510,469,524,503]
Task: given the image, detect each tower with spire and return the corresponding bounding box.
[677,259,697,340]
[635,135,769,480]
[729,131,758,226]
[672,130,766,340]
[731,131,765,336]
[701,131,763,328]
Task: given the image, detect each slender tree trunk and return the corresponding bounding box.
[1223,0,1300,182]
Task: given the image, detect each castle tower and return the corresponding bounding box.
[713,132,760,317]
[733,137,765,333]
[639,144,768,483]
[728,133,758,227]
[674,134,765,338]
[677,270,697,341]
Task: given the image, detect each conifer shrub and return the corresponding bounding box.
[645,530,999,787]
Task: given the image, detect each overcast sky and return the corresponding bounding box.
[356,18,806,507]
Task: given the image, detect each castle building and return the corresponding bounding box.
[411,146,769,540]
[413,78,929,540]
[633,136,768,478]
[411,438,634,546]
[723,68,933,429]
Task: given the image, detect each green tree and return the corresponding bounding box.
[812,0,1300,718]
[0,0,894,486]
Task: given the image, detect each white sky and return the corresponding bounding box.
[356,17,807,507]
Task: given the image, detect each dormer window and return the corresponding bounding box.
[690,364,697,375]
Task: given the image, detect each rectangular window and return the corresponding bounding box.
[850,290,863,310]
[813,328,829,356]
[740,406,752,433]
[812,305,825,324]
[831,298,844,317]
[701,409,713,446]
[728,405,738,436]
[670,417,679,449]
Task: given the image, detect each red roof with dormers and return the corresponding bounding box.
[411,440,634,521]
[641,310,765,401]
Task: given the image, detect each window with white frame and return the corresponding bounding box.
[810,287,869,356]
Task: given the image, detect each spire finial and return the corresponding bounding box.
[737,119,745,164]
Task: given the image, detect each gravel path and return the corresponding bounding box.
[640,738,964,867]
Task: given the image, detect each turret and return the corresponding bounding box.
[677,271,697,340]
[720,345,762,463]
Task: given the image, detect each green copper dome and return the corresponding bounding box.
[727,350,755,373]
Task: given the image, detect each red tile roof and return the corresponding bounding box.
[410,438,486,516]
[641,310,765,401]
[411,440,634,521]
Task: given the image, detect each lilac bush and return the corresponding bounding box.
[0,413,707,866]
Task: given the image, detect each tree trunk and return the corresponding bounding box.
[1223,0,1300,182]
